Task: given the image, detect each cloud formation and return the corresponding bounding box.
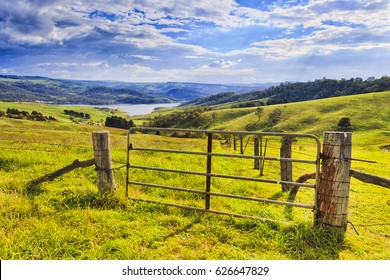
[0,0,389,83]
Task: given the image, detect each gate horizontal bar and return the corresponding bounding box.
[129,165,316,188]
[128,180,314,209]
[126,196,294,223]
[128,180,205,195]
[130,147,317,164]
[130,127,321,142]
[208,191,314,209]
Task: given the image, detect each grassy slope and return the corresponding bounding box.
[201,92,390,260]
[0,94,389,260]
[203,91,390,134]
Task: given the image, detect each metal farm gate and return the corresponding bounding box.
[126,127,321,221]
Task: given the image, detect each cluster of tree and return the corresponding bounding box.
[63,109,91,119]
[105,116,135,129]
[250,77,390,102]
[185,76,390,107]
[0,108,56,121]
[150,107,213,128]
[338,117,352,131]
[182,92,237,107]
[231,100,265,108]
[267,108,283,126]
[265,99,289,105]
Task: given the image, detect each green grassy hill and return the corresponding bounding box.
[227,92,389,134]
[182,76,390,106]
[0,94,389,260]
[174,91,390,135]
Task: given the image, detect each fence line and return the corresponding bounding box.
[350,169,390,189]
[25,129,390,233]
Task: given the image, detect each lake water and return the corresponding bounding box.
[59,103,181,116]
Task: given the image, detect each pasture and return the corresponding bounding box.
[0,95,389,260]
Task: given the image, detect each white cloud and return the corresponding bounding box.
[245,25,390,60]
[184,55,203,59]
[1,0,390,83]
[130,55,154,60]
[159,28,189,34]
[204,59,242,69]
[39,62,98,67]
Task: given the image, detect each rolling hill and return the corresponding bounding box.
[0,75,269,104]
[144,90,390,136]
[183,76,390,107]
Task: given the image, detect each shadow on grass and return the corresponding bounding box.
[162,215,202,241]
[245,121,262,131]
[38,186,346,259]
[268,191,284,201]
[277,223,345,259]
[50,189,127,210]
[26,183,45,196]
[283,188,299,220]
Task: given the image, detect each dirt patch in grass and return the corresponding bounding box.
[381,145,390,152]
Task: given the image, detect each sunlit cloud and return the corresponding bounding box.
[0,0,389,83]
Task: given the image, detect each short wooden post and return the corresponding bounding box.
[92,131,117,194]
[315,132,352,231]
[259,136,263,173]
[280,136,293,192]
[254,137,260,170]
[233,137,237,151]
[205,132,213,210]
[260,138,267,176]
[240,135,244,154]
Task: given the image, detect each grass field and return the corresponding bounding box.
[0,94,389,260]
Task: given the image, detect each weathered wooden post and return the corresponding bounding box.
[254,137,260,170]
[92,131,117,194]
[280,136,293,192]
[205,132,213,210]
[315,132,352,231]
[260,138,267,176]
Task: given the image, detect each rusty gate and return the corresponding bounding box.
[126,127,321,221]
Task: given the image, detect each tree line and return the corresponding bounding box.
[185,76,390,107]
[63,109,91,119]
[254,76,390,103]
[150,107,213,128]
[105,116,135,129]
[0,108,56,121]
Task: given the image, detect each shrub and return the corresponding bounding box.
[268,108,282,126]
[338,117,352,131]
[105,116,135,129]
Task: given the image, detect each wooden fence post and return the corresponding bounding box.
[280,136,293,192]
[260,138,267,176]
[92,131,117,194]
[315,132,352,231]
[240,135,244,154]
[205,132,213,210]
[254,137,260,170]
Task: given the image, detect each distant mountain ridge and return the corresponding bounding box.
[0,75,270,105]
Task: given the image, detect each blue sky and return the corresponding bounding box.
[0,0,389,84]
